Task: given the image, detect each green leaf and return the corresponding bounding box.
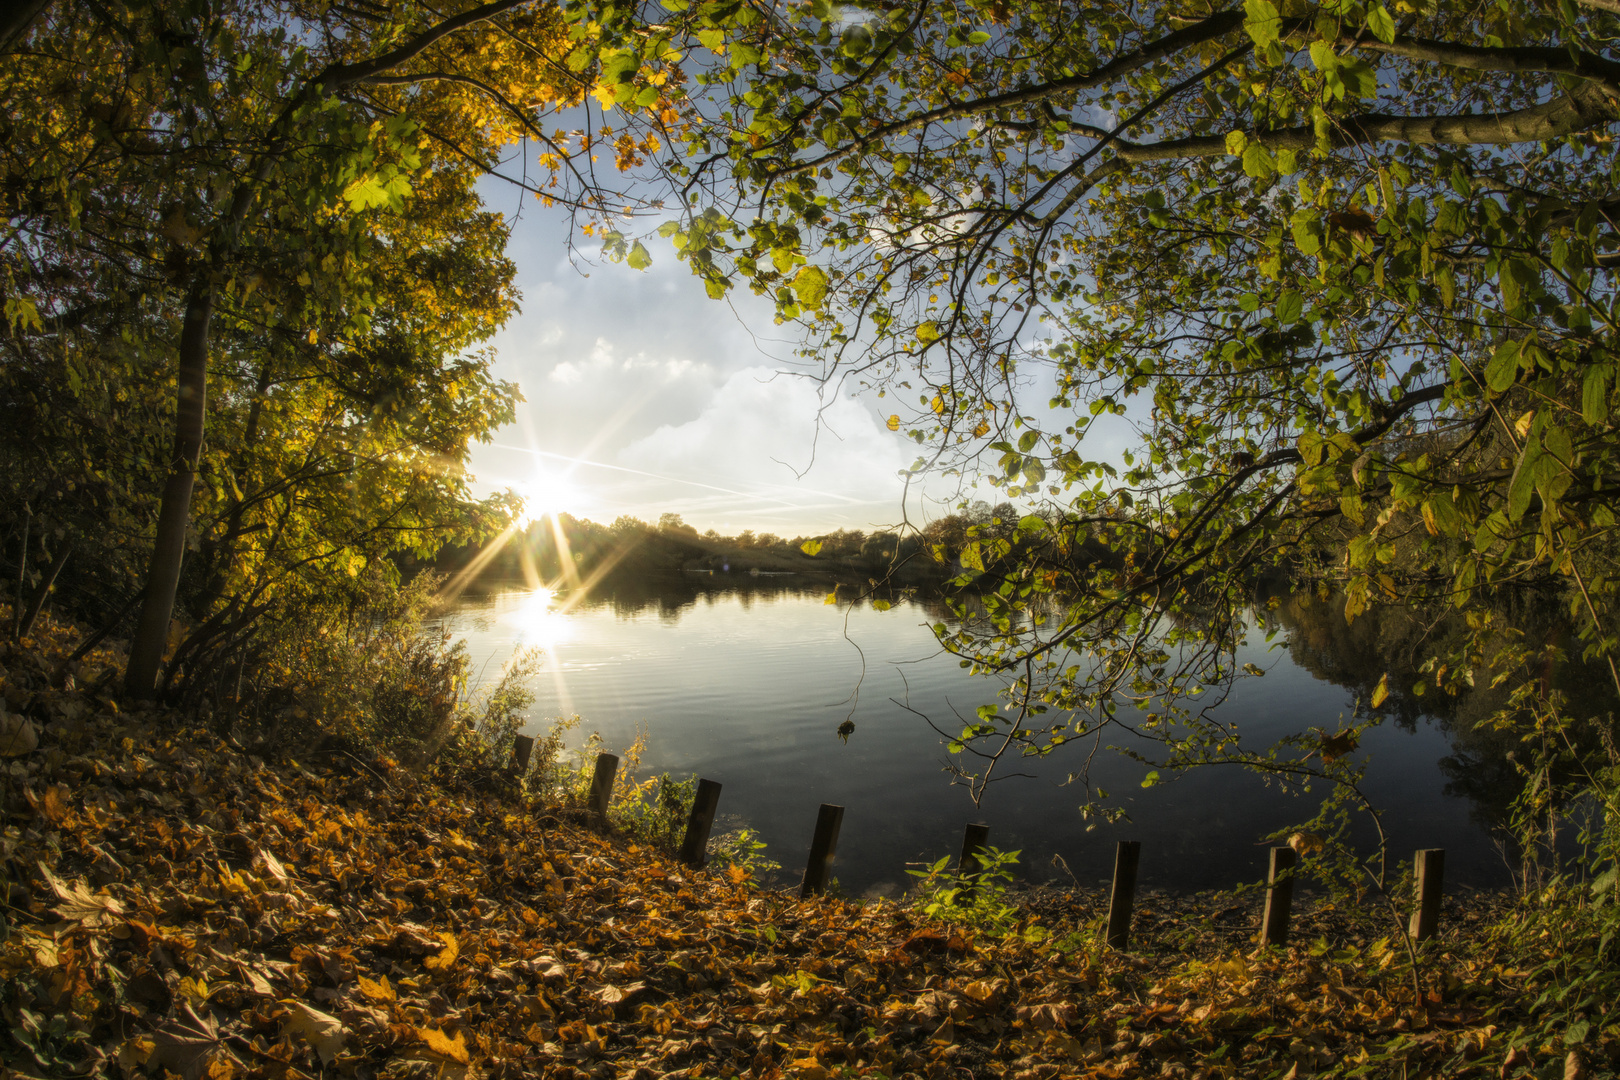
[1242,142,1275,179]
[1584,365,1610,425]
[627,241,652,270]
[1141,770,1160,788]
[1276,290,1304,325]
[1485,340,1520,393]
[792,264,829,310]
[1366,4,1397,43]
[1244,0,1281,47]
[1291,209,1322,256]
[966,30,991,44]
[1507,440,1541,521]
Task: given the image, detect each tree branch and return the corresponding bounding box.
[1116,87,1616,160]
[1352,35,1620,93]
[770,8,1245,178]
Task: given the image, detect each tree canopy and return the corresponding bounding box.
[577,0,1620,825]
[0,0,655,695]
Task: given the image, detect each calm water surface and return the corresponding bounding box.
[442,575,1510,896]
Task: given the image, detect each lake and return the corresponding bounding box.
[441,574,1516,897]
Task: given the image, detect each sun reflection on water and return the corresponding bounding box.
[506,586,575,650]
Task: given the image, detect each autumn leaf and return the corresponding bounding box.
[1289,831,1326,856]
[1370,673,1390,708]
[0,709,37,756]
[40,861,125,926]
[595,981,646,1005]
[356,973,396,1002]
[279,1001,347,1064]
[415,1025,470,1064]
[150,1004,238,1080]
[423,930,460,971]
[254,847,289,885]
[1319,729,1360,762]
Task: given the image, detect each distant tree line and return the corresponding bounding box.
[436,502,1113,590]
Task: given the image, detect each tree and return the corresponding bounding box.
[0,0,653,694]
[596,0,1620,827]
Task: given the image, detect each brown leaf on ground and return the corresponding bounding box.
[40,861,125,926]
[150,1004,238,1080]
[279,1001,347,1064]
[0,709,37,755]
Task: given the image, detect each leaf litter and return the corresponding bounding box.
[0,618,1608,1080]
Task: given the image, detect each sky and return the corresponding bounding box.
[465,179,936,536]
[463,159,1144,537]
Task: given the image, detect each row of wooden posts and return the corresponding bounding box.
[510,739,1448,948]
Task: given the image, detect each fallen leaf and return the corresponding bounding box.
[254,847,289,884]
[423,931,459,971]
[40,861,125,926]
[150,1004,237,1080]
[357,973,396,1002]
[416,1025,470,1064]
[0,709,37,755]
[596,981,645,1005]
[279,1000,347,1064]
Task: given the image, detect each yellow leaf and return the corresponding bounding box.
[886,413,901,432]
[1370,673,1390,708]
[357,974,396,1003]
[1289,831,1325,855]
[424,931,460,971]
[416,1026,469,1065]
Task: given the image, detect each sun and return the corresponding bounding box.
[515,467,583,526]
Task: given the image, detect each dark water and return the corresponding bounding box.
[441,574,1514,896]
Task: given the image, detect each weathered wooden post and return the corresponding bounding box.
[588,752,619,822]
[1260,846,1296,947]
[678,778,723,868]
[510,734,534,777]
[799,803,844,898]
[1409,848,1445,942]
[1105,840,1141,950]
[958,823,990,897]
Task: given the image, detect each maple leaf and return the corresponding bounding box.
[279,1001,348,1064]
[356,973,396,1002]
[415,1025,470,1064]
[40,861,125,927]
[150,1004,239,1080]
[423,931,460,971]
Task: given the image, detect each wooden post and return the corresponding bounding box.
[1105,840,1141,950]
[1409,848,1445,942]
[588,752,619,821]
[1260,846,1296,947]
[799,803,844,898]
[678,778,723,868]
[510,734,534,777]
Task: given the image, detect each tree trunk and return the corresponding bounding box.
[125,278,214,696]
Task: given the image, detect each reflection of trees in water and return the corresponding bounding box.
[1268,588,1617,840]
[563,573,967,624]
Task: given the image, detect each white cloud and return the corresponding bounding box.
[616,367,913,531]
